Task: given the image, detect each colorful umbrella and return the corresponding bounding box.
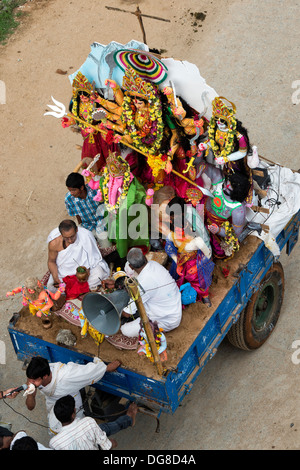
[114,49,168,84]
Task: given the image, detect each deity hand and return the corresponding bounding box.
[174,105,185,118]
[105,79,117,89]
[215,156,225,165]
[208,224,219,235]
[163,86,173,96]
[85,127,95,134]
[198,142,207,152]
[61,117,72,128]
[113,134,123,144]
[194,119,203,128]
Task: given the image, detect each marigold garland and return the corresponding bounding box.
[101,166,131,214]
[221,220,239,256]
[121,95,164,154]
[208,116,237,162]
[72,100,94,128]
[139,329,163,363]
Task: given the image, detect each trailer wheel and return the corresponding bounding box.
[227,262,284,350]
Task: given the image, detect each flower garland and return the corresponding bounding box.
[121,92,164,156]
[208,116,237,163]
[220,220,239,258]
[72,100,94,128]
[138,328,164,363]
[146,152,168,178]
[101,166,131,213]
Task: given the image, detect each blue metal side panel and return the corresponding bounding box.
[8,325,178,413]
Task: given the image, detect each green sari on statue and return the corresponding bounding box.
[100,175,149,258]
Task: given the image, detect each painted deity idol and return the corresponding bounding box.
[199,96,254,206]
[196,156,251,260]
[90,67,172,181]
[61,72,119,171]
[91,151,149,259]
[164,196,215,307]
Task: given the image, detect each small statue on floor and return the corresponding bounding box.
[6,277,65,318]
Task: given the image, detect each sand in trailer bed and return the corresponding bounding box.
[13,236,261,380]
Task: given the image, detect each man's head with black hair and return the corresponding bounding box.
[11,436,39,451]
[53,395,76,425]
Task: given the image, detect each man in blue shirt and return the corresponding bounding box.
[65,172,107,242]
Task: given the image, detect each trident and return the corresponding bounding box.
[44,96,212,197]
[44,96,109,134]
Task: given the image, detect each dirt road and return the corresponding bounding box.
[0,0,299,450]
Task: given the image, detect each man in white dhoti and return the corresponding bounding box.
[47,219,110,293]
[25,355,121,434]
[120,248,182,338]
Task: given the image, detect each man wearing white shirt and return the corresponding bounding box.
[120,248,182,337]
[49,395,138,450]
[25,356,121,435]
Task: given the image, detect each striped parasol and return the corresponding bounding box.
[113,49,168,84]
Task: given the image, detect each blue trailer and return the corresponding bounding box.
[7,209,300,421]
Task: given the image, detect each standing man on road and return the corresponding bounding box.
[25,356,121,435]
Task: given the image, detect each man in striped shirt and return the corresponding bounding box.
[49,395,138,450]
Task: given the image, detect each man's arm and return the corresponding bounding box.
[75,215,82,225]
[231,204,247,239]
[25,387,37,411]
[47,241,60,286]
[0,388,21,399]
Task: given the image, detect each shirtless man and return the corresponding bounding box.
[47,219,110,293]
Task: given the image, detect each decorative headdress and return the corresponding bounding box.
[212,96,236,124]
[72,72,93,98]
[122,67,158,101]
[106,151,130,178]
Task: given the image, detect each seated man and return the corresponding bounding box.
[65,172,108,246]
[120,248,182,338]
[47,219,110,293]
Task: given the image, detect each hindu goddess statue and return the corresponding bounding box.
[91,151,149,259]
[90,67,170,181]
[61,72,119,171]
[199,96,254,206]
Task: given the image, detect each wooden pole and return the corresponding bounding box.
[135,6,147,44]
[125,278,164,376]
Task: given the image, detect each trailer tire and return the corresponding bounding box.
[227,262,284,350]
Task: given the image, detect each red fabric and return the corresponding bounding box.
[63,275,90,300]
[81,130,119,171]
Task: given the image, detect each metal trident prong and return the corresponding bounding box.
[44,96,66,118]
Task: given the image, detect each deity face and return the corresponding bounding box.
[215,118,228,131]
[79,93,90,103]
[133,96,148,110]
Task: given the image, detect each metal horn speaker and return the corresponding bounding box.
[81,290,130,335]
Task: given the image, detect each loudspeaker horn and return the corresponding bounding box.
[81,290,130,336]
